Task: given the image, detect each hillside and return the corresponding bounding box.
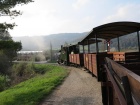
[13,32,139,51]
[13,32,88,51]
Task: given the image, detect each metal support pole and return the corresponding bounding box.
[106,40,110,52]
[95,34,99,53]
[137,31,140,52]
[87,39,90,53]
[78,44,80,53]
[66,47,69,66]
[95,34,100,81]
[106,40,108,52]
[108,41,110,52]
[117,37,120,52]
[83,43,85,53]
[73,45,75,53]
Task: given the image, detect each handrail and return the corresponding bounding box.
[104,64,127,105]
[104,57,138,105]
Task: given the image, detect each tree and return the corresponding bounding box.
[0,30,12,40]
[0,0,33,31]
[0,40,22,60]
[0,29,22,74]
[0,27,22,62]
[0,0,32,75]
[0,40,22,75]
[0,51,10,75]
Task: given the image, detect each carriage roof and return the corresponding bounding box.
[83,21,140,40]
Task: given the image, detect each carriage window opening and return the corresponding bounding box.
[110,32,138,52]
[90,43,98,53]
[79,45,83,53]
[98,39,107,52]
[84,45,88,53]
[110,38,118,52]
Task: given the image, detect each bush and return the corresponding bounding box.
[11,62,35,85]
[13,62,34,77]
[33,64,51,74]
[0,51,10,75]
[0,75,10,91]
[0,75,5,91]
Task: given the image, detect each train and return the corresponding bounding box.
[58,21,140,105]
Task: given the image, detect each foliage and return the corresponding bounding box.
[0,75,5,91]
[110,32,139,52]
[0,40,22,50]
[0,30,12,40]
[1,62,49,90]
[0,64,68,105]
[0,40,22,76]
[0,40,22,62]
[0,75,10,91]
[33,64,50,74]
[11,62,35,85]
[12,62,34,77]
[0,0,33,30]
[0,51,10,75]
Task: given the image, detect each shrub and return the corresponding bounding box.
[33,64,51,74]
[11,62,35,85]
[0,51,10,75]
[0,75,5,91]
[0,75,10,91]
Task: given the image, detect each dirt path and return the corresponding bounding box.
[40,67,102,105]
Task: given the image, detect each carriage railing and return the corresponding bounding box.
[103,57,140,105]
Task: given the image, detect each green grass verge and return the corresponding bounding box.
[0,64,68,105]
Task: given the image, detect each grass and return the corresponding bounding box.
[0,64,68,105]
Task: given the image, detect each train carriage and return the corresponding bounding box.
[68,44,84,66]
[83,21,140,105]
[59,21,140,105]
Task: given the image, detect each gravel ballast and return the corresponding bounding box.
[40,67,102,105]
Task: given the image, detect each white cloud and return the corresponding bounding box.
[2,0,140,37]
[72,0,90,10]
[8,0,94,37]
[8,0,60,36]
[53,16,95,33]
[104,4,140,23]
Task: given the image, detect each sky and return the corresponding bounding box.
[1,0,140,37]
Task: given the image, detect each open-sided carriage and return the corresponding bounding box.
[59,21,140,105]
[82,22,140,105]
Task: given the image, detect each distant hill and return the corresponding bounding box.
[13,32,88,51]
[13,32,139,51]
